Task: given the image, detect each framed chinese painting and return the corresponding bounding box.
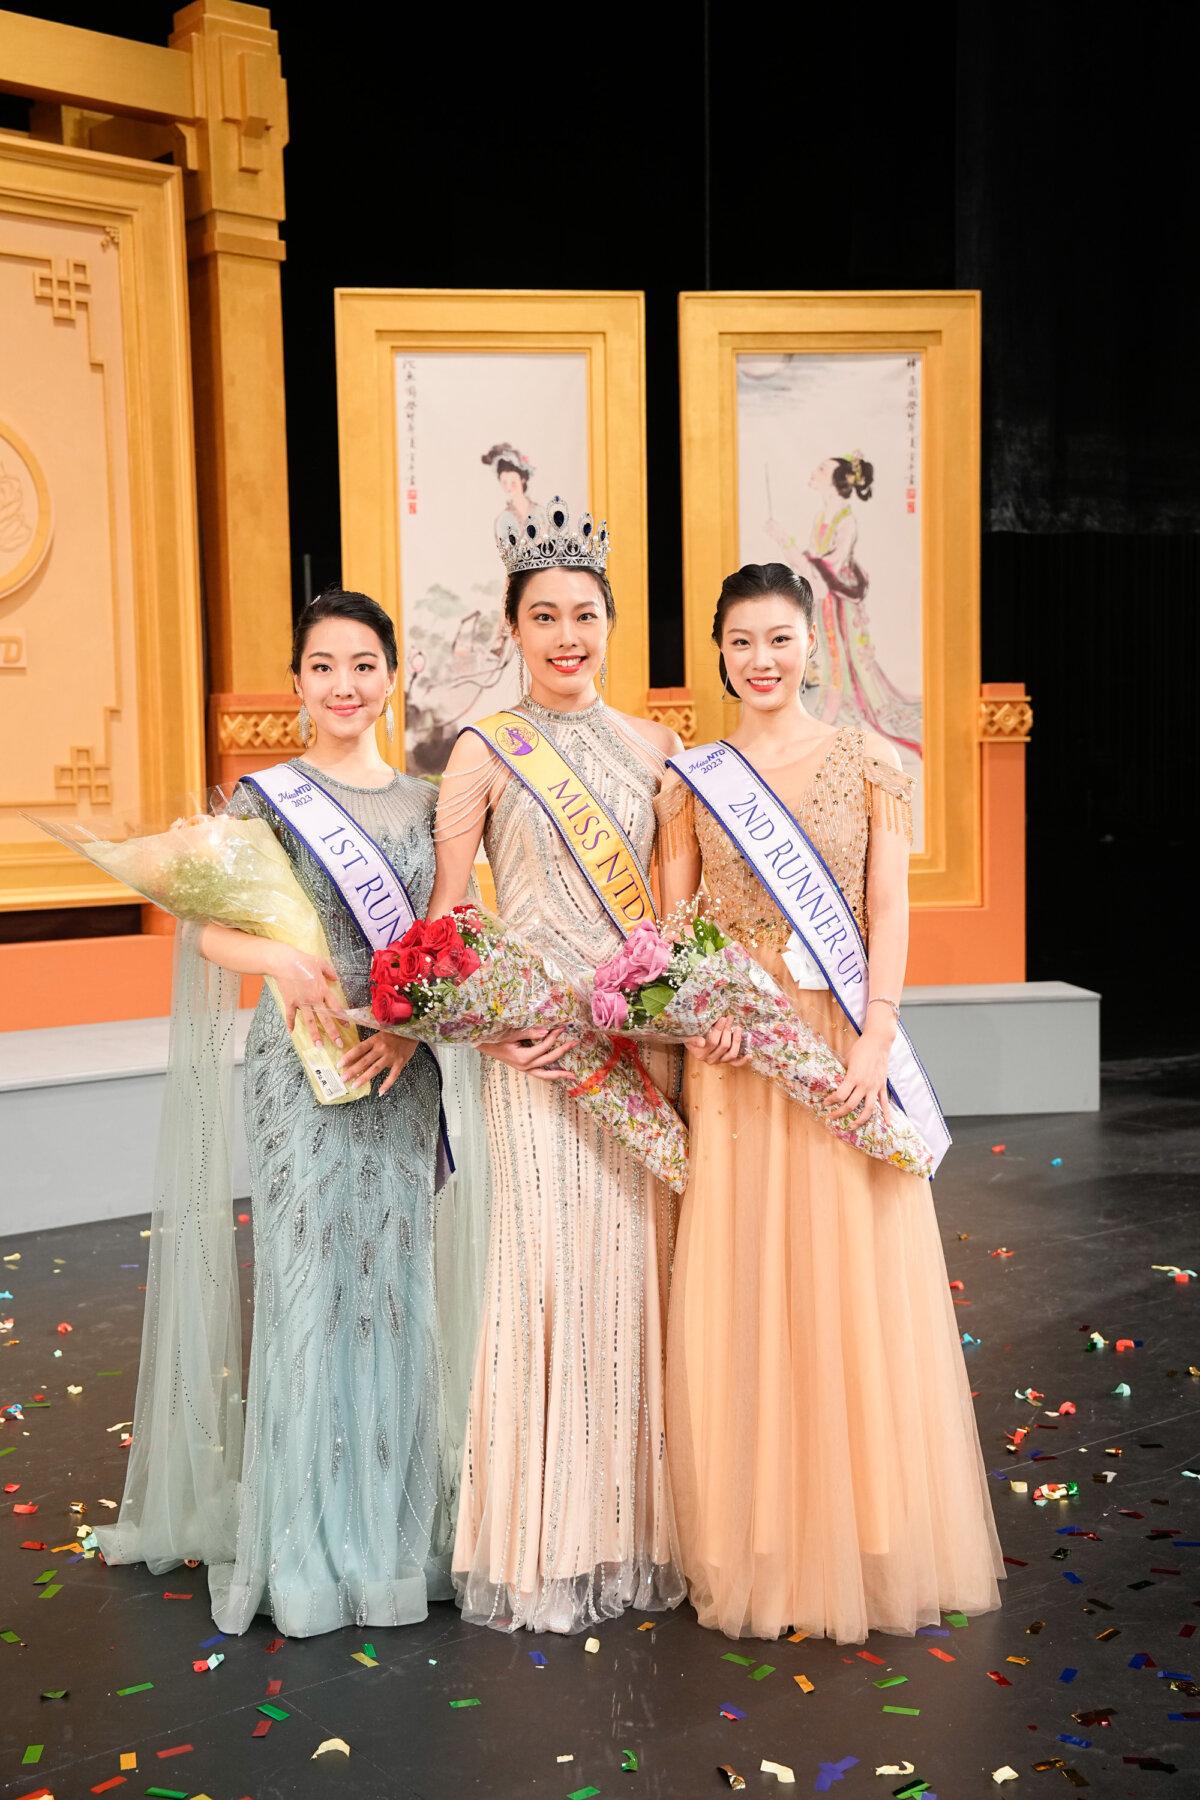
[335,290,649,776]
[678,291,982,908]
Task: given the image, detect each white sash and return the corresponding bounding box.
[246,762,421,950]
[243,761,453,1183]
[669,739,951,1173]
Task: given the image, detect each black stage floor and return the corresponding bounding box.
[3,1056,1199,1800]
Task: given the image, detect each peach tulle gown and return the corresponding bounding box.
[655,726,1004,1643]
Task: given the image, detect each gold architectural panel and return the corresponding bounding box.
[216,699,303,754]
[55,743,114,804]
[980,695,1033,742]
[335,289,649,774]
[646,687,697,747]
[33,254,92,317]
[678,291,983,910]
[0,629,27,668]
[0,418,53,597]
[0,8,196,120]
[7,3,295,702]
[0,135,203,908]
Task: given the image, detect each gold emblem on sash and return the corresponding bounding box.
[469,710,655,934]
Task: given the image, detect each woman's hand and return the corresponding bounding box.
[339,1030,418,1096]
[269,946,343,1044]
[685,1015,749,1066]
[480,1027,577,1083]
[825,1026,892,1125]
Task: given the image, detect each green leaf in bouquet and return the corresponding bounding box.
[637,982,678,1019]
[692,916,727,955]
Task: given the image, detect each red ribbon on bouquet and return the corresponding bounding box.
[568,1035,665,1111]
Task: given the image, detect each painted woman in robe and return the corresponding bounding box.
[770,452,922,756]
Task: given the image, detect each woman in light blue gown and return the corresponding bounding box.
[97,590,487,1637]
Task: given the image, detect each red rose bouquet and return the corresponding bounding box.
[344,903,689,1194]
[370,908,485,1025]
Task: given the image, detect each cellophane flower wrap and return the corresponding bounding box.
[343,903,690,1194]
[32,806,367,1107]
[588,908,934,1179]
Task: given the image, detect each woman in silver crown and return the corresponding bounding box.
[428,499,685,1633]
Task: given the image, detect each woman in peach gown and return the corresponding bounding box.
[427,500,684,1634]
[656,561,1003,1643]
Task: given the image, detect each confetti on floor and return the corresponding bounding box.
[5,1110,1200,1797]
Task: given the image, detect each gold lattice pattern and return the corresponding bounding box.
[33,258,92,321]
[218,708,303,753]
[646,688,697,746]
[55,745,112,803]
[979,697,1033,742]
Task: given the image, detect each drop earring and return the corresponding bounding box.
[600,656,608,686]
[384,699,395,744]
[516,647,530,699]
[297,701,311,746]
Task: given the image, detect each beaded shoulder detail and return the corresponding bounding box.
[652,775,696,865]
[653,773,691,826]
[863,754,914,802]
[685,727,910,951]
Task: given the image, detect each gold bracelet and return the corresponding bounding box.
[868,996,901,1020]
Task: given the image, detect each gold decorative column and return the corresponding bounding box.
[645,687,697,746]
[210,690,303,788]
[168,0,294,782]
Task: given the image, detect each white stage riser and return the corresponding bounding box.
[901,981,1100,1117]
[0,984,1099,1234]
[1,1074,252,1233]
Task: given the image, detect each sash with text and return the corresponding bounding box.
[466,709,656,937]
[669,739,951,1172]
[243,761,453,1182]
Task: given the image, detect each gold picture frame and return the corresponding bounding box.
[0,135,204,909]
[679,291,982,909]
[335,289,649,771]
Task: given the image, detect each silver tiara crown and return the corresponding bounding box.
[494,496,610,577]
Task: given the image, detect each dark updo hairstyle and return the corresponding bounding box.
[503,564,617,631]
[831,453,875,501]
[712,562,814,698]
[482,442,532,492]
[290,587,399,674]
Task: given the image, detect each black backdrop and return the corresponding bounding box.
[4,2,1197,1055]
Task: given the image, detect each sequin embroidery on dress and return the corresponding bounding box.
[452,698,685,1633]
[656,727,1005,1643]
[207,762,457,1637]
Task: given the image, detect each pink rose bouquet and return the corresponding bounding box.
[588,911,934,1179]
[339,903,689,1193]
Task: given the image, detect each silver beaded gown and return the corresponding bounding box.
[208,763,464,1636]
[450,698,685,1633]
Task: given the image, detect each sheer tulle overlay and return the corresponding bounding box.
[203,767,482,1637]
[94,925,244,1576]
[658,732,1004,1642]
[449,697,684,1632]
[669,977,1004,1643]
[89,763,489,1640]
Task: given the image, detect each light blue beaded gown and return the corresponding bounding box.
[204,762,459,1636]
